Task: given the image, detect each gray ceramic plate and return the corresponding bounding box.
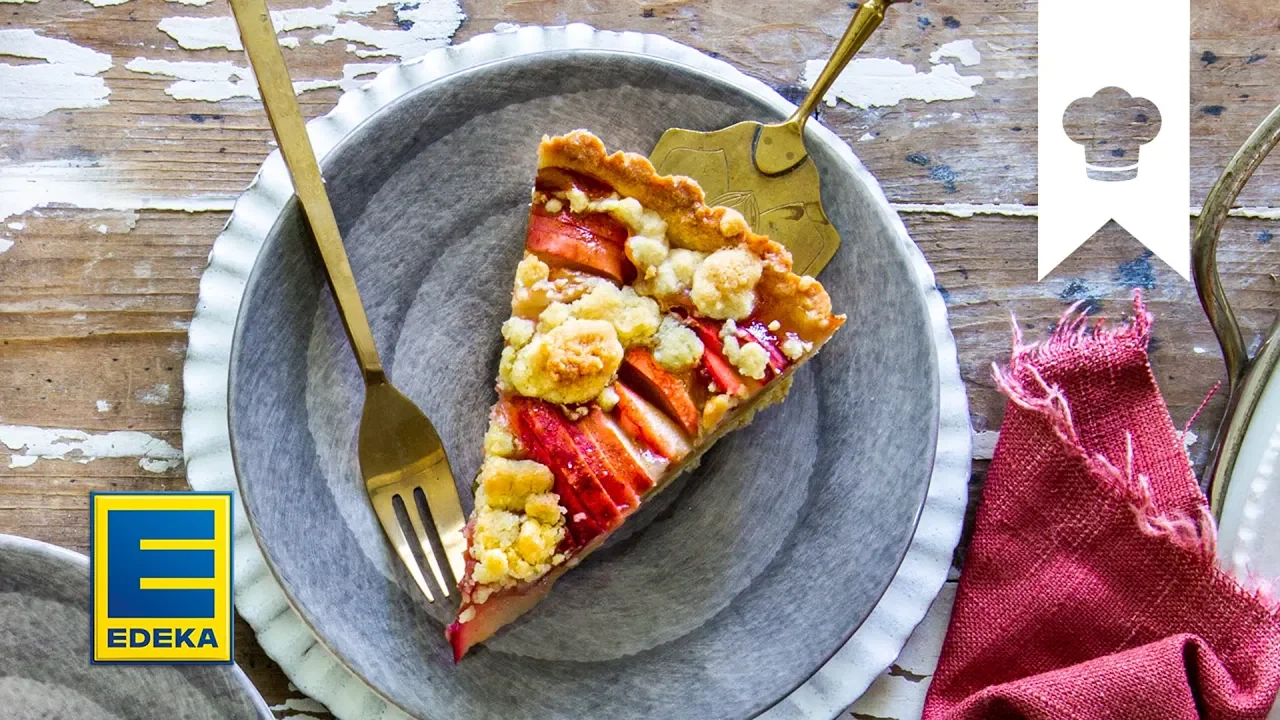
[0,534,272,719]
[207,25,968,720]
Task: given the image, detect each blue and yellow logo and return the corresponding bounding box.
[90,492,233,664]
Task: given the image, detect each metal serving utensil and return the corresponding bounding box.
[650,0,904,276]
[1192,102,1280,522]
[228,0,466,614]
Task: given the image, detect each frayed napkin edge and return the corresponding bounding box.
[990,290,1280,616]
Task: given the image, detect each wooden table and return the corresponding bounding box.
[1,0,1277,717]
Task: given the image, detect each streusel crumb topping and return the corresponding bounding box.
[652,315,703,372]
[506,318,624,404]
[482,415,518,458]
[691,247,764,320]
[470,456,567,590]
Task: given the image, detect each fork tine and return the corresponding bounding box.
[394,492,452,606]
[412,487,459,595]
[371,491,436,603]
[403,489,453,600]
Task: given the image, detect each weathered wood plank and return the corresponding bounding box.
[8,210,1274,433]
[0,208,222,337]
[3,209,1272,514]
[2,0,1278,217]
[0,331,186,430]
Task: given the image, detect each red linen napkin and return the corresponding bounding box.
[923,293,1280,719]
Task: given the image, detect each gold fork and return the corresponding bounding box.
[228,0,467,612]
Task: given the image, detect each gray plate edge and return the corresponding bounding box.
[0,534,274,719]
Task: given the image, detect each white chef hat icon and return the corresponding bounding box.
[1064,87,1162,182]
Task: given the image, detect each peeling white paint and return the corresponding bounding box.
[929,39,981,67]
[140,457,180,473]
[890,203,1280,220]
[125,57,256,102]
[1228,206,1280,221]
[269,697,329,715]
[802,57,983,109]
[94,223,108,234]
[891,202,1039,218]
[96,400,111,413]
[0,159,237,222]
[157,0,463,59]
[125,56,387,101]
[290,62,388,93]
[1186,206,1280,220]
[279,36,301,49]
[155,16,242,51]
[82,0,130,6]
[0,424,182,473]
[1184,430,1199,449]
[492,22,519,33]
[971,430,999,460]
[0,238,12,254]
[165,0,213,5]
[1194,346,1207,354]
[0,29,112,119]
[0,0,41,4]
[7,221,24,230]
[313,21,440,58]
[858,132,875,142]
[136,383,170,406]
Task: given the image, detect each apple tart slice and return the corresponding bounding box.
[446,130,845,660]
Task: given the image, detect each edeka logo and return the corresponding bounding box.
[90,492,233,663]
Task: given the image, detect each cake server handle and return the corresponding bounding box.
[754,0,906,175]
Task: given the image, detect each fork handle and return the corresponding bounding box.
[229,0,385,383]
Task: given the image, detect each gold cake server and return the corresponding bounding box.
[650,0,904,276]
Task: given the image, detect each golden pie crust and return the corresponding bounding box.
[538,131,845,343]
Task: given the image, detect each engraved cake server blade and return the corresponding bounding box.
[650,0,903,276]
[228,0,466,617]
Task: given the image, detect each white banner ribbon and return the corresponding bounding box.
[1039,0,1191,279]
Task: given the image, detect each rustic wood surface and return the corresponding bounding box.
[1,0,1278,717]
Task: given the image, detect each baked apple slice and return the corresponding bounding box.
[526,212,634,284]
[619,347,700,435]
